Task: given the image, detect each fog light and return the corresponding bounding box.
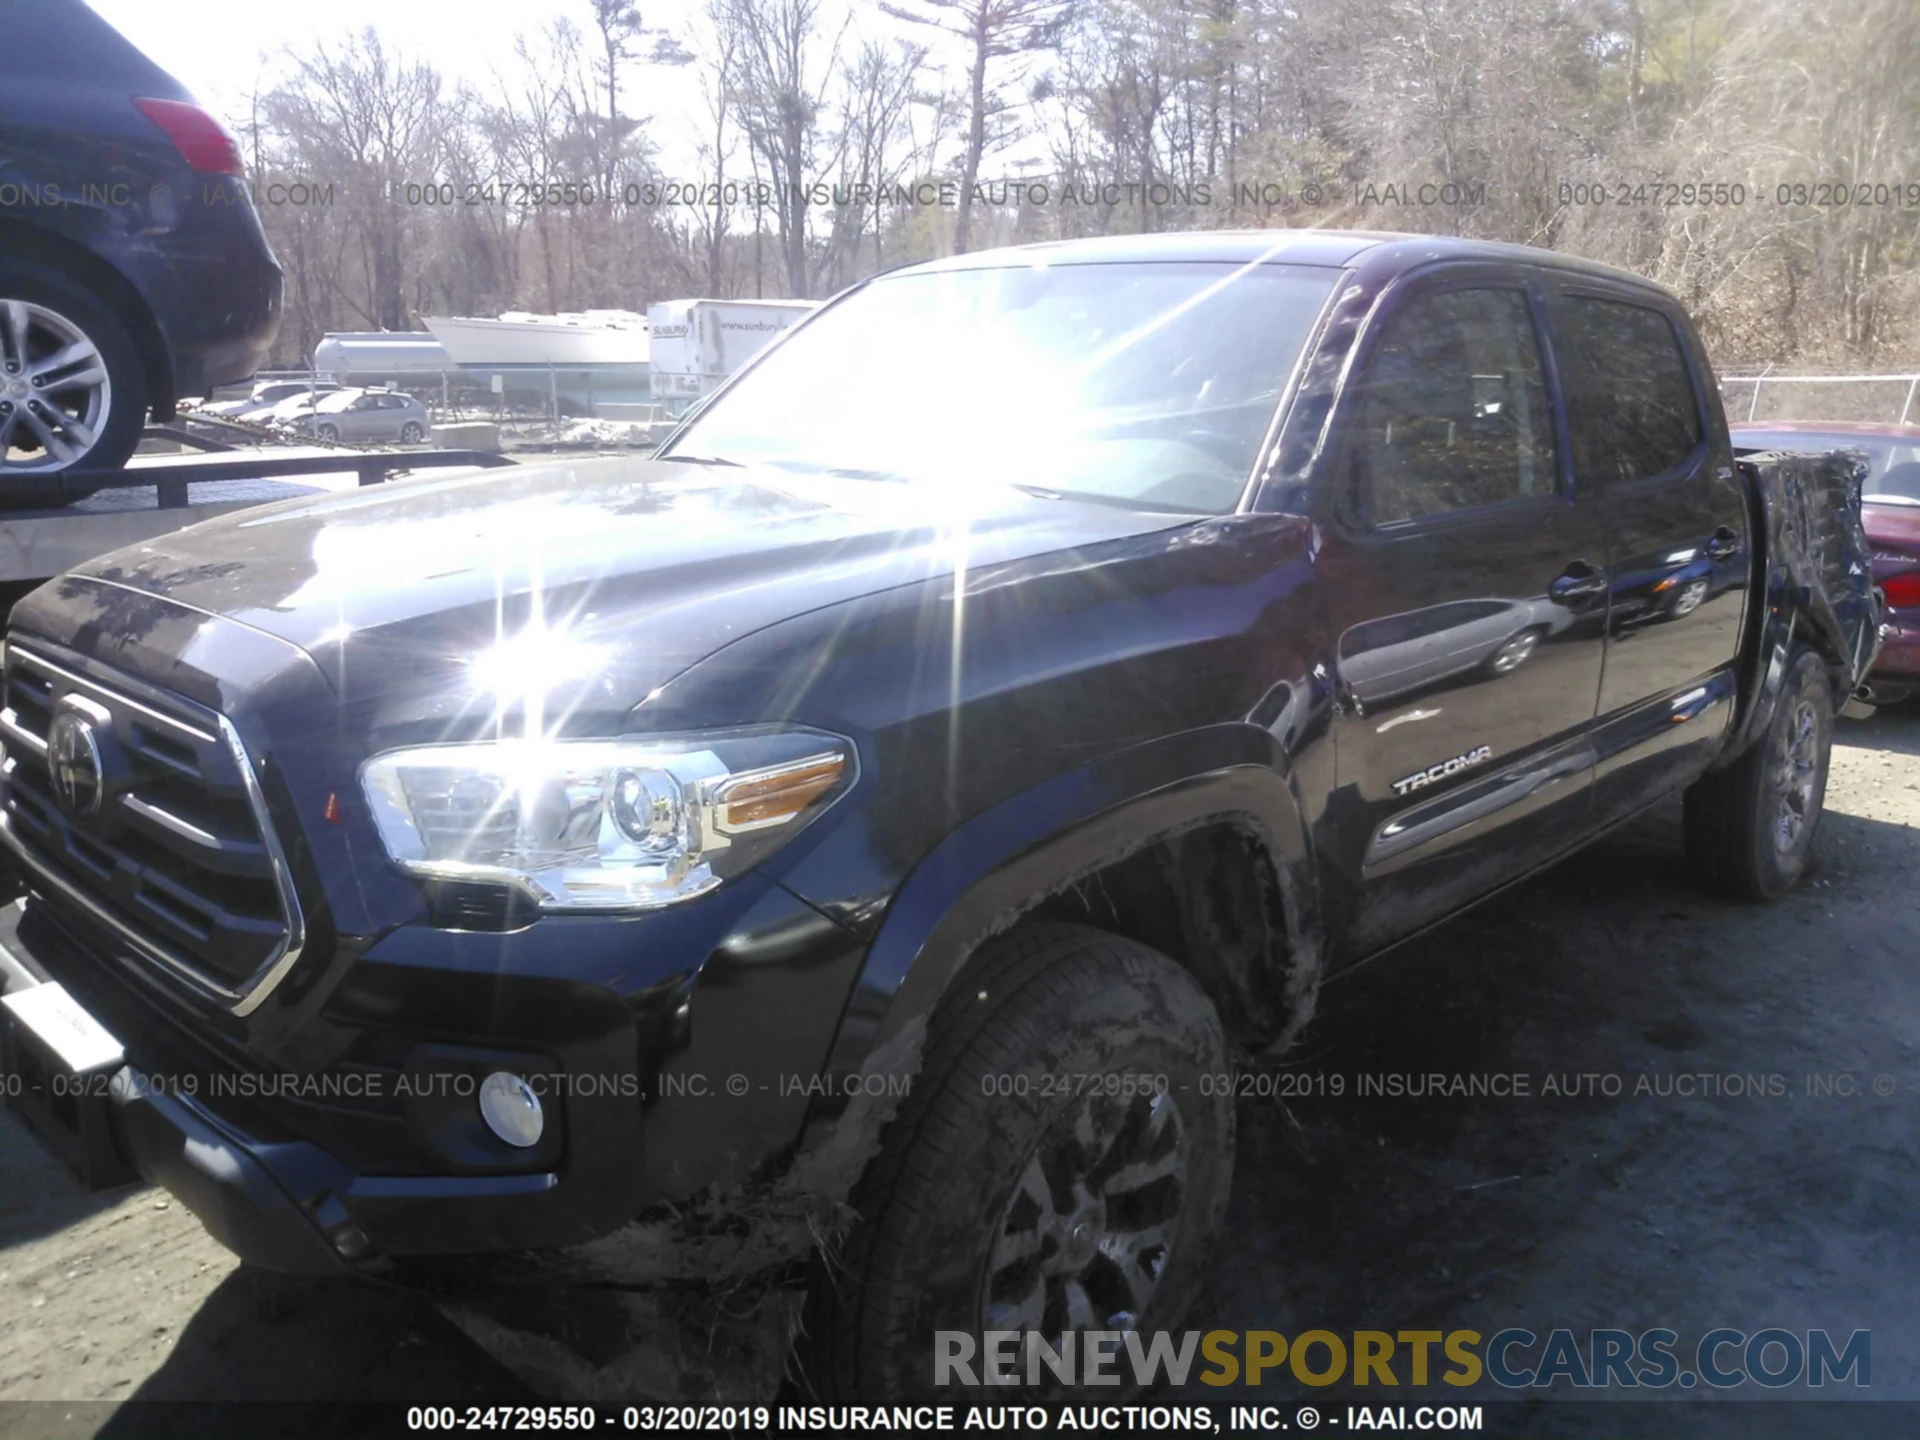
[478,1072,544,1148]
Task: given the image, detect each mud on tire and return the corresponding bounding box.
[807,922,1234,1402]
[1684,646,1834,901]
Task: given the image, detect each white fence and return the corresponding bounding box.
[1720,372,1920,426]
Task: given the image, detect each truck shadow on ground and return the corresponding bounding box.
[1198,791,1920,1429]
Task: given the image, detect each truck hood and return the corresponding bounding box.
[73,456,1199,731]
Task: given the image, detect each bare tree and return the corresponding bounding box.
[234,0,1920,375]
[881,0,1069,253]
[263,31,446,330]
[718,0,847,295]
[815,39,926,288]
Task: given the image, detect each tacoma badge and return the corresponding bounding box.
[1392,745,1493,796]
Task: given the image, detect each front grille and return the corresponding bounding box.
[0,638,302,1010]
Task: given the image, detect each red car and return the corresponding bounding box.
[1733,421,1920,704]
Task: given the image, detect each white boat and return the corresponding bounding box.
[422,311,650,368]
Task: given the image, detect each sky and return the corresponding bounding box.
[87,0,758,176]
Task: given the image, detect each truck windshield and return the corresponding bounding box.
[665,260,1339,514]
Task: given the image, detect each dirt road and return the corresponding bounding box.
[4,710,1918,1429]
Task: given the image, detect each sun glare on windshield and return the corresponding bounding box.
[668,260,1339,515]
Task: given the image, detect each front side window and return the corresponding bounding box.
[1562,297,1702,483]
[667,261,1340,515]
[1350,287,1558,525]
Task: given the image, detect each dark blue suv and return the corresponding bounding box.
[0,0,282,481]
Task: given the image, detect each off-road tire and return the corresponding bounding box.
[1684,647,1834,900]
[807,922,1234,1402]
[0,258,147,488]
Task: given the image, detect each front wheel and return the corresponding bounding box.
[808,923,1233,1401]
[1667,577,1710,619]
[315,423,340,443]
[1684,647,1834,900]
[0,260,147,483]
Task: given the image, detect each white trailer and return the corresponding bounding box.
[647,299,818,410]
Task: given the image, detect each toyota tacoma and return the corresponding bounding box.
[0,232,1880,1400]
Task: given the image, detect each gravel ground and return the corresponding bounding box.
[3,709,1918,1431]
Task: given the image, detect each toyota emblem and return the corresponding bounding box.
[47,709,105,817]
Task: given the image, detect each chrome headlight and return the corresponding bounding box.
[360,727,854,911]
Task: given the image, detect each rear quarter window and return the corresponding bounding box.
[1561,297,1703,483]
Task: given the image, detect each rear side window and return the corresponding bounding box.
[1562,297,1702,482]
[1350,287,1558,525]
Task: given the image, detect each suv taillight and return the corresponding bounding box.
[133,96,244,176]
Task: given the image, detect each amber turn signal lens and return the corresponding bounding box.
[719,754,846,830]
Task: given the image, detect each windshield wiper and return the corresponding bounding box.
[1007,481,1205,515]
[660,452,744,467]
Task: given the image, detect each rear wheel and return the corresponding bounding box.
[1481,627,1542,677]
[1684,647,1833,900]
[808,923,1234,1401]
[400,420,425,444]
[0,260,146,484]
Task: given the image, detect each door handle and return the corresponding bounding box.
[1549,561,1609,606]
[1705,526,1740,561]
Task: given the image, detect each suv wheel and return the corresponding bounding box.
[0,260,147,484]
[809,922,1234,1401]
[1684,646,1833,900]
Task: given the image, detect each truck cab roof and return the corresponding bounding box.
[898,229,1675,296]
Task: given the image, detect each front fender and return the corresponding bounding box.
[791,723,1319,1169]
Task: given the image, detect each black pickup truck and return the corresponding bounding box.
[0,232,1879,1400]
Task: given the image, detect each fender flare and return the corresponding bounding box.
[800,725,1322,1163]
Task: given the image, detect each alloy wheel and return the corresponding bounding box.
[981,1088,1187,1341]
[1489,630,1539,674]
[1670,578,1710,617]
[0,299,112,474]
[1771,699,1821,855]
